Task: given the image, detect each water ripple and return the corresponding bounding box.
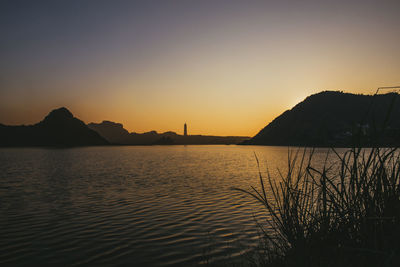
[0,146,332,266]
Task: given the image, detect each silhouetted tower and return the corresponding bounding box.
[184,123,188,136]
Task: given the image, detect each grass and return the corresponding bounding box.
[234,90,400,266]
[235,146,400,266]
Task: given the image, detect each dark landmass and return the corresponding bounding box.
[87,121,131,144]
[88,121,249,145]
[242,91,400,147]
[0,107,109,147]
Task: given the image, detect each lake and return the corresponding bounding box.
[0,145,333,266]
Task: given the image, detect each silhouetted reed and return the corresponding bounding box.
[235,146,400,266]
[234,89,400,266]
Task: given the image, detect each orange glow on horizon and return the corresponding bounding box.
[1,1,399,136]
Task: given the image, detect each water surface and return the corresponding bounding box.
[0,145,331,266]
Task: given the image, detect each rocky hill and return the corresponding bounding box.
[0,107,109,146]
[242,91,400,147]
[88,121,249,145]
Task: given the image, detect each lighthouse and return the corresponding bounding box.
[184,123,188,136]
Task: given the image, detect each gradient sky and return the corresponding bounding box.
[1,0,399,136]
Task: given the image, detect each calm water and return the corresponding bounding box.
[0,145,332,266]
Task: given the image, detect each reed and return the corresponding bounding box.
[235,146,400,266]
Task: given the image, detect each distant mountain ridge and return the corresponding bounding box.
[88,121,249,145]
[87,121,131,144]
[5,91,397,147]
[0,107,248,147]
[0,107,108,146]
[243,91,400,147]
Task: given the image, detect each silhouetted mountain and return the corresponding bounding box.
[243,91,400,147]
[88,121,131,144]
[0,107,109,147]
[88,120,249,145]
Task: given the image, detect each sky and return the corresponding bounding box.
[1,0,399,136]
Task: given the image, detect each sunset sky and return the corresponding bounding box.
[1,0,399,136]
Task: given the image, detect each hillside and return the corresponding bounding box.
[88,121,249,145]
[0,107,109,146]
[88,121,131,144]
[243,91,400,147]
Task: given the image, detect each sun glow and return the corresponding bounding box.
[1,1,399,136]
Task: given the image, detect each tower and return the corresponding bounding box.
[184,123,187,136]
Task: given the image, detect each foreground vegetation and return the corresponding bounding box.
[236,146,400,266]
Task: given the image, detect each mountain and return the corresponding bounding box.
[87,121,131,144]
[242,91,400,147]
[88,121,249,145]
[88,121,165,145]
[0,107,109,146]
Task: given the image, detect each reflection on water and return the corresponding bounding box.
[0,145,332,266]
